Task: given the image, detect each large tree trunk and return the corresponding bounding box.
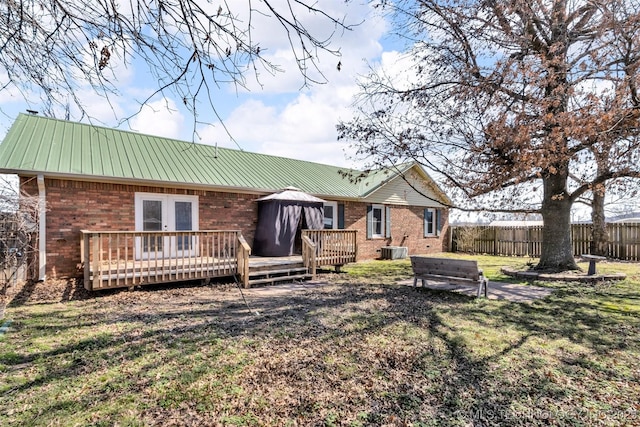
[590,189,609,256]
[537,171,579,271]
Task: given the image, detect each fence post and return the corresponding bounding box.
[620,224,627,260]
[607,223,614,258]
[449,227,455,253]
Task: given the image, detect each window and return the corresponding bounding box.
[174,201,193,251]
[142,200,163,252]
[367,204,391,239]
[424,208,441,237]
[323,201,338,229]
[372,205,384,237]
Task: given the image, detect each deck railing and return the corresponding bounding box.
[80,230,244,290]
[301,230,358,271]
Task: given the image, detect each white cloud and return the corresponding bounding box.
[237,1,387,94]
[0,76,24,105]
[198,82,362,168]
[128,98,185,139]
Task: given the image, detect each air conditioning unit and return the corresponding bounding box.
[380,246,408,260]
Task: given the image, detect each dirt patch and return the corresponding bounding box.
[3,277,242,307]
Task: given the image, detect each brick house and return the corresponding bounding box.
[0,114,450,288]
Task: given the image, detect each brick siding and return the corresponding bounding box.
[340,201,448,260]
[22,178,259,278]
[21,177,448,278]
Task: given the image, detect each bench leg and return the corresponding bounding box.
[477,278,489,298]
[587,260,597,275]
[413,277,417,287]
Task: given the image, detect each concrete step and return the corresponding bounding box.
[248,273,312,286]
[248,262,305,273]
[249,267,308,278]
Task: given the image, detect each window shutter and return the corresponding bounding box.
[366,205,373,239]
[338,203,345,230]
[385,206,391,238]
[436,209,443,237]
[424,208,428,237]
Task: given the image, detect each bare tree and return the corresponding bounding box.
[338,0,640,272]
[0,177,39,298]
[0,1,352,129]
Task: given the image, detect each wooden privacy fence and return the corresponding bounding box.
[451,223,640,261]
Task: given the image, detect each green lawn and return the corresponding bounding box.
[0,255,639,426]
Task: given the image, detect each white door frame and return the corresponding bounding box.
[323,201,338,230]
[134,193,199,259]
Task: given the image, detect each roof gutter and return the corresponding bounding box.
[6,170,364,202]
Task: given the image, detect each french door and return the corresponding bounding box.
[134,193,199,259]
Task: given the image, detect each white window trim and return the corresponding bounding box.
[424,207,436,237]
[323,201,338,230]
[371,204,385,239]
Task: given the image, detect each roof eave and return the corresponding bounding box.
[7,170,273,195]
[7,169,365,201]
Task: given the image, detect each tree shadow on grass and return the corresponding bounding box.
[1,280,638,426]
[429,282,640,424]
[456,283,640,353]
[0,283,494,424]
[6,279,96,308]
[5,280,38,308]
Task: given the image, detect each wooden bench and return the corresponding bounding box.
[410,256,489,298]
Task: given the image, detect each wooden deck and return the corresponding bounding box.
[86,256,238,290]
[81,230,357,291]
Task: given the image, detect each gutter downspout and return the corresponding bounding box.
[37,174,46,281]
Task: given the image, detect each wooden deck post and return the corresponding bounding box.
[92,232,100,291]
[81,231,91,290]
[301,235,317,278]
[237,234,251,288]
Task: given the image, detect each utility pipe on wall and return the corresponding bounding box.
[37,174,46,281]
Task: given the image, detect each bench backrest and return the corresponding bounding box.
[410,256,480,281]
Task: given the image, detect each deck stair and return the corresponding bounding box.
[247,260,311,287]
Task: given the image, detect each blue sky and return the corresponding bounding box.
[0,1,629,222]
[0,1,403,169]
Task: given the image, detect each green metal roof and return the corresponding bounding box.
[0,113,440,200]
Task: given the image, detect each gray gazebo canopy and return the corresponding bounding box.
[253,187,326,257]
